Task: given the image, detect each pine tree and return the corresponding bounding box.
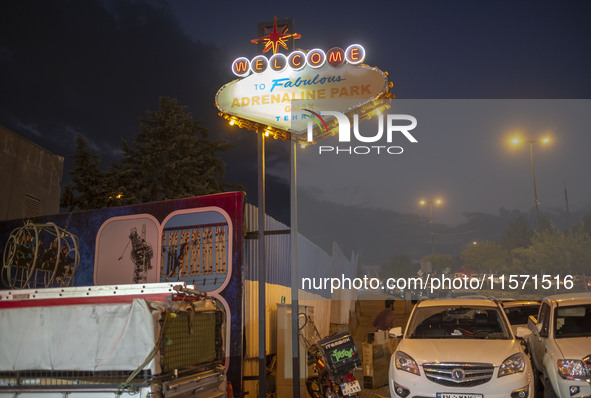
[61,97,235,210]
[61,134,110,211]
[114,97,232,204]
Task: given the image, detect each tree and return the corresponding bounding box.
[537,214,554,233]
[61,97,236,210]
[380,254,415,279]
[420,253,455,275]
[460,241,510,274]
[576,214,591,238]
[511,227,591,275]
[113,97,233,205]
[501,216,532,251]
[60,134,111,211]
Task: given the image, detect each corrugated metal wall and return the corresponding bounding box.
[243,204,357,359]
[330,242,358,325]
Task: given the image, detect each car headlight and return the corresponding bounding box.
[557,359,589,380]
[395,351,420,375]
[498,353,525,377]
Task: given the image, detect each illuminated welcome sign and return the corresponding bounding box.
[215,17,393,143]
[231,44,365,77]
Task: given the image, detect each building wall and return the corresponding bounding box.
[242,204,359,397]
[242,204,358,357]
[0,126,63,221]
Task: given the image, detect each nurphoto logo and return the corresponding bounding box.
[303,110,418,155]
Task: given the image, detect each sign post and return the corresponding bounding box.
[290,136,300,398]
[257,131,266,398]
[214,16,393,396]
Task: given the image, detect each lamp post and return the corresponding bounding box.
[510,136,550,231]
[419,198,442,254]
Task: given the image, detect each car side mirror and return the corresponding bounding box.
[389,327,402,338]
[528,315,538,331]
[515,326,532,339]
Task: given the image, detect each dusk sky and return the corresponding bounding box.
[1,0,590,233]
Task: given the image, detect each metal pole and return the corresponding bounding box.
[564,181,572,235]
[529,142,540,230]
[429,202,434,254]
[258,133,266,398]
[290,139,301,397]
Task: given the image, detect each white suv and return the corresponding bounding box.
[389,298,534,398]
[527,293,591,398]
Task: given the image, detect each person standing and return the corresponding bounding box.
[373,299,395,331]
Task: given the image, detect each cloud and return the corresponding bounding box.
[0,0,225,167]
[15,121,42,138]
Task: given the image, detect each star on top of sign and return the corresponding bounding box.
[250,16,301,54]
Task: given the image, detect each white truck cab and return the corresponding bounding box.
[527,292,591,398]
[0,283,228,398]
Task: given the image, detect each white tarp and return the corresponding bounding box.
[0,299,157,372]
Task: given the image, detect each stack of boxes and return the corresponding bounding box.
[362,331,399,389]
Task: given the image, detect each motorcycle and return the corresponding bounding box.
[299,313,362,397]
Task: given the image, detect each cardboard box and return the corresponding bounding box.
[362,338,398,389]
[366,330,389,344]
[374,330,388,344]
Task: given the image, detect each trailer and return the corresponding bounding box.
[0,192,245,396]
[0,282,228,397]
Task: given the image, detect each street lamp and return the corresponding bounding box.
[419,198,443,254]
[509,136,551,230]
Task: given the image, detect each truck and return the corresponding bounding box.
[0,282,228,397]
[0,192,245,396]
[527,292,591,398]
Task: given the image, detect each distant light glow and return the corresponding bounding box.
[419,198,443,206]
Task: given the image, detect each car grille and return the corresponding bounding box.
[423,363,494,387]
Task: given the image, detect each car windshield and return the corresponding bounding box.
[504,304,540,325]
[554,304,591,338]
[407,305,511,339]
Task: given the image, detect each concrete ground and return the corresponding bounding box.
[358,385,390,398]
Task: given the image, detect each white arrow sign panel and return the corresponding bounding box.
[215,63,389,133]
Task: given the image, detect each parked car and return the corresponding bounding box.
[388,298,534,398]
[500,300,541,333]
[527,293,591,398]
